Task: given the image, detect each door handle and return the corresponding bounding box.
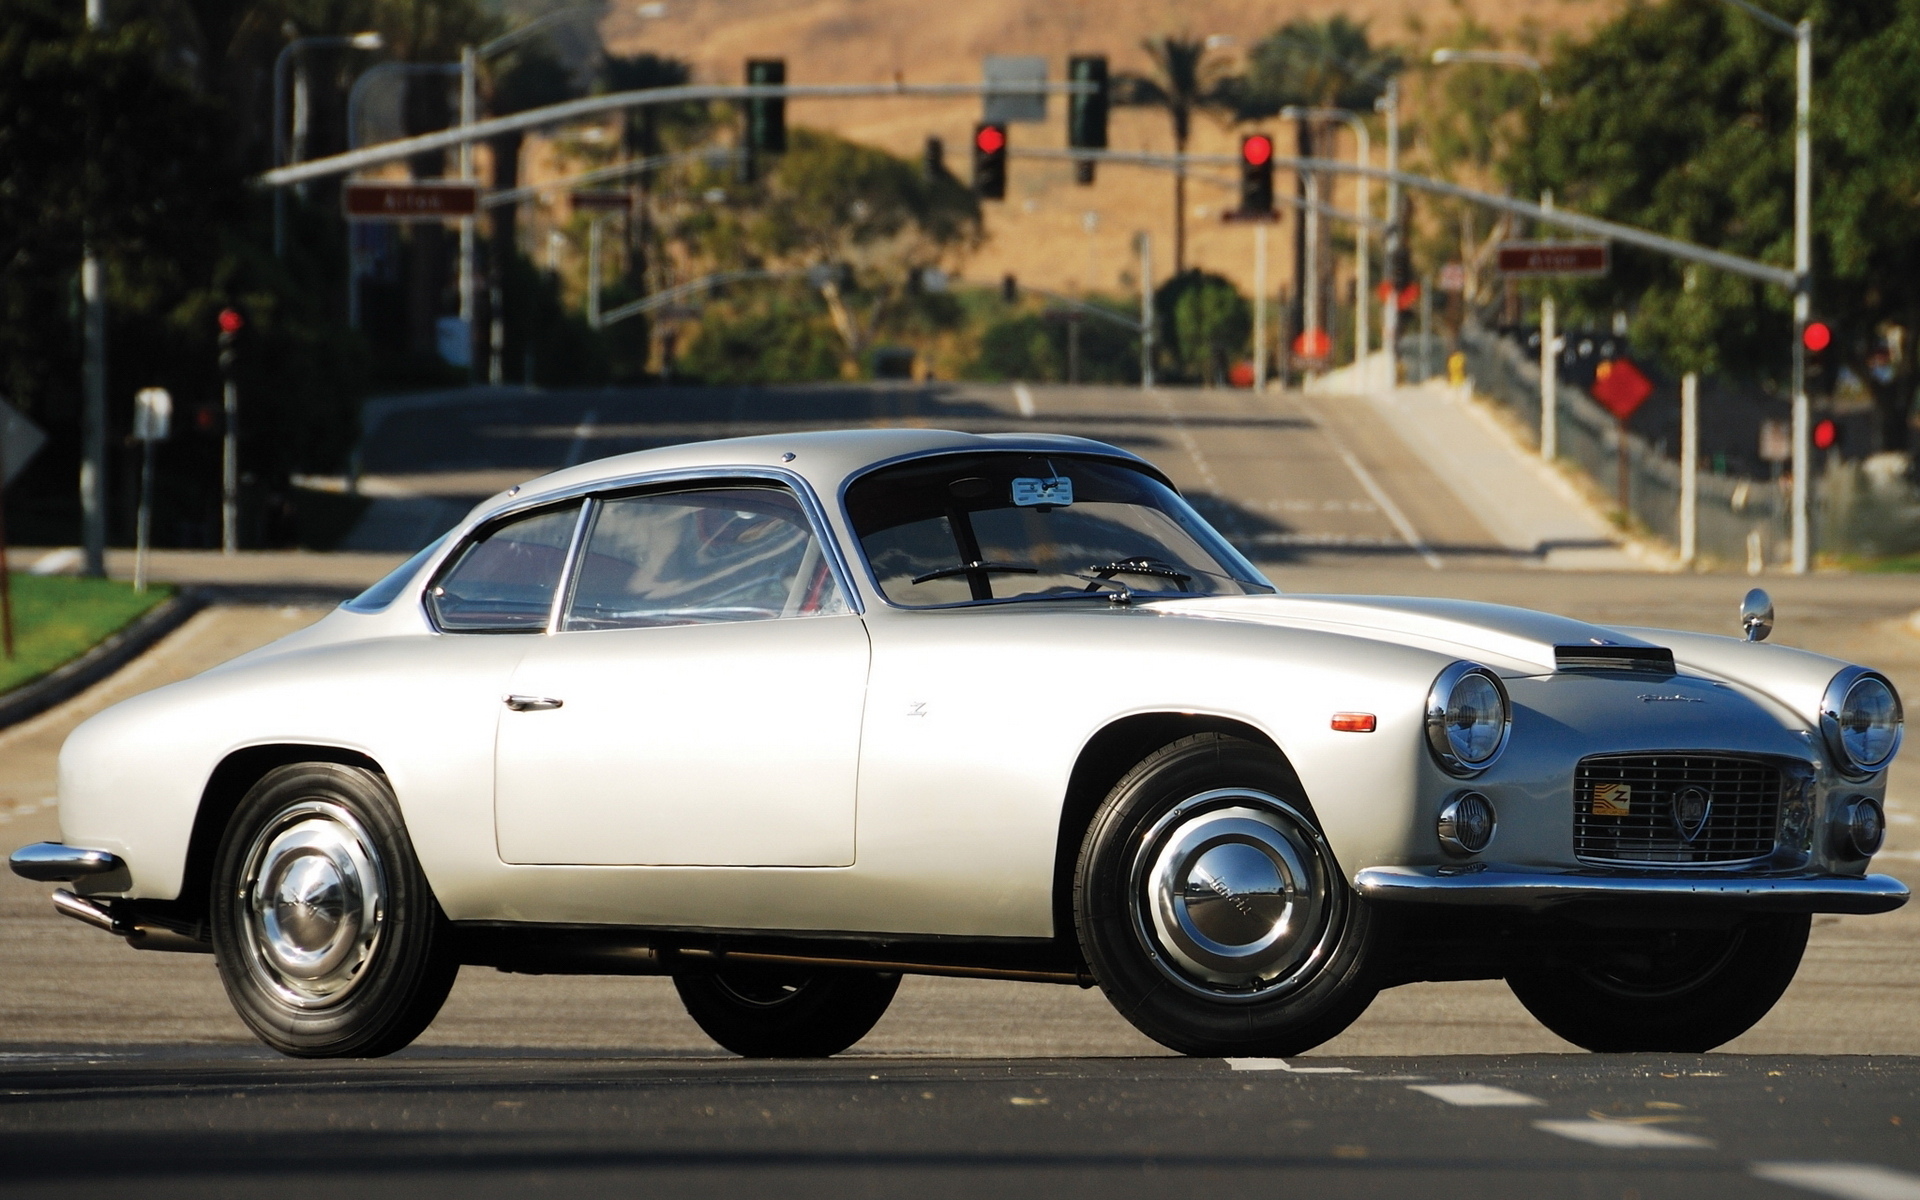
[504,695,564,712]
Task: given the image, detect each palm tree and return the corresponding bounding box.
[1116,35,1234,275]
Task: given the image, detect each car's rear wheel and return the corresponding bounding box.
[673,963,900,1057]
[1074,733,1382,1057]
[210,762,458,1058]
[1506,914,1810,1052]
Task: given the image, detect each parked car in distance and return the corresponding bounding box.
[12,428,1906,1059]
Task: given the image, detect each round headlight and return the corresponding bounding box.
[1426,663,1511,775]
[1822,670,1903,776]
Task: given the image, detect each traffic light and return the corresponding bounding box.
[1067,55,1108,185]
[973,122,1008,200]
[923,135,945,181]
[1803,321,1831,353]
[217,307,242,370]
[1239,133,1274,216]
[744,59,786,154]
[1001,274,1019,303]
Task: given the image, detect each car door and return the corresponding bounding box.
[493,481,869,867]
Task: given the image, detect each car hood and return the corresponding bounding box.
[1155,594,1652,674]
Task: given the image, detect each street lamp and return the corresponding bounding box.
[1281,106,1370,383]
[1710,0,1811,573]
[1429,48,1552,106]
[274,29,383,256]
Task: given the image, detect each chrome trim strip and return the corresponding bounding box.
[9,842,125,882]
[546,498,599,633]
[1354,865,1909,914]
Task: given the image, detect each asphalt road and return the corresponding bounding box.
[6,382,1920,1194]
[3,1049,1917,1198]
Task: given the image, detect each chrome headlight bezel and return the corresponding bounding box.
[1425,662,1512,777]
[1821,668,1904,779]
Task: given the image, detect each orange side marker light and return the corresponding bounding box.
[1331,713,1377,733]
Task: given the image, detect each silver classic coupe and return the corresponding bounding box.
[11,428,1907,1059]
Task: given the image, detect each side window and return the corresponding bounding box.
[564,486,849,630]
[428,502,582,632]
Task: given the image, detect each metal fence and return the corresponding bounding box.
[1452,325,1795,569]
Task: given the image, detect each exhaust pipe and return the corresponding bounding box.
[51,888,129,935]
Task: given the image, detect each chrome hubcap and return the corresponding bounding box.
[238,801,386,1009]
[1131,789,1341,1001]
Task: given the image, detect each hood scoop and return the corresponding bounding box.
[1554,643,1675,675]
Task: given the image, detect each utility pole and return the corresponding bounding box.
[1303,172,1320,384]
[1789,19,1811,574]
[459,44,479,377]
[1539,190,1558,461]
[1136,233,1154,390]
[1379,80,1400,390]
[1252,222,1268,391]
[1680,371,1699,566]
[218,309,242,555]
[80,0,107,578]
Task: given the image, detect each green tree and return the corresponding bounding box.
[1115,36,1236,275]
[1158,270,1251,383]
[1504,0,1920,449]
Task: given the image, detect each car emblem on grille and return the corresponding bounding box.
[1672,785,1713,843]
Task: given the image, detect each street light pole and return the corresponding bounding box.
[274,31,384,258]
[80,0,107,578]
[1282,107,1369,382]
[459,44,478,376]
[1710,0,1811,572]
[1379,79,1400,391]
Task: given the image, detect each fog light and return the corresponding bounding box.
[1833,796,1886,859]
[1438,792,1496,855]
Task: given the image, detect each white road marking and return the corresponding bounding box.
[1751,1163,1920,1200]
[1013,383,1036,418]
[562,408,599,468]
[1533,1119,1714,1149]
[1151,390,1223,496]
[1226,1058,1356,1073]
[1409,1083,1544,1107]
[1309,417,1444,571]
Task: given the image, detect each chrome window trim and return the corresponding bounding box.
[447,465,867,621]
[545,499,599,634]
[1821,666,1903,780]
[424,496,587,635]
[832,446,1274,613]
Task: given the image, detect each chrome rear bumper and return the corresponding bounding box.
[1355,866,1910,915]
[9,842,125,882]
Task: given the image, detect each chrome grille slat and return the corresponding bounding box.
[1574,753,1781,866]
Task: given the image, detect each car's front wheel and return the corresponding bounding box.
[1074,734,1383,1057]
[673,963,901,1057]
[1506,914,1810,1052]
[210,762,459,1058]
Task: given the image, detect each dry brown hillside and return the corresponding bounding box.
[600,0,1622,304]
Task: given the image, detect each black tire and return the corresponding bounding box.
[673,963,900,1057]
[1074,733,1381,1057]
[1506,914,1810,1052]
[210,762,458,1058]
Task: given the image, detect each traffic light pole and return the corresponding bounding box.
[1282,107,1368,383]
[1379,80,1399,391]
[1790,19,1811,574]
[80,0,107,579]
[1253,223,1268,391]
[1137,233,1154,390]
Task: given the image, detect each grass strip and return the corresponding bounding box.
[0,574,173,694]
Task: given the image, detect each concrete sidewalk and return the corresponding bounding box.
[1309,358,1651,570]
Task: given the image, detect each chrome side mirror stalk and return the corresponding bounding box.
[1741,588,1774,642]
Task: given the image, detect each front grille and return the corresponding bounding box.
[1573,754,1781,866]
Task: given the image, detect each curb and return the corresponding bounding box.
[0,591,207,733]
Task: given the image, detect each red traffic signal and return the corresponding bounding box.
[972,122,1008,200]
[975,125,1006,155]
[1803,321,1831,352]
[217,308,244,334]
[1242,134,1273,166]
[1814,418,1837,450]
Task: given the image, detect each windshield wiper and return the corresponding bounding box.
[911,561,1041,585]
[1086,558,1193,588]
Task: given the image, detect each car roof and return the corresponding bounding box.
[481,427,1167,515]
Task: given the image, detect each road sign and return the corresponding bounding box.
[134,388,172,442]
[1293,329,1332,363]
[1496,241,1609,277]
[1438,263,1467,293]
[344,181,482,221]
[572,190,632,213]
[0,398,46,488]
[983,56,1047,124]
[1592,357,1653,420]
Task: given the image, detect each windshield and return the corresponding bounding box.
[845,451,1274,607]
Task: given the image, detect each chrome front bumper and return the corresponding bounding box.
[10,841,125,882]
[1355,865,1910,915]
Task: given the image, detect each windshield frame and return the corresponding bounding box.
[838,448,1275,611]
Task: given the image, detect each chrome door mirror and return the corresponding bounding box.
[1740,587,1774,642]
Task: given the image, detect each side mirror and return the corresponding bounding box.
[1740,588,1774,643]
